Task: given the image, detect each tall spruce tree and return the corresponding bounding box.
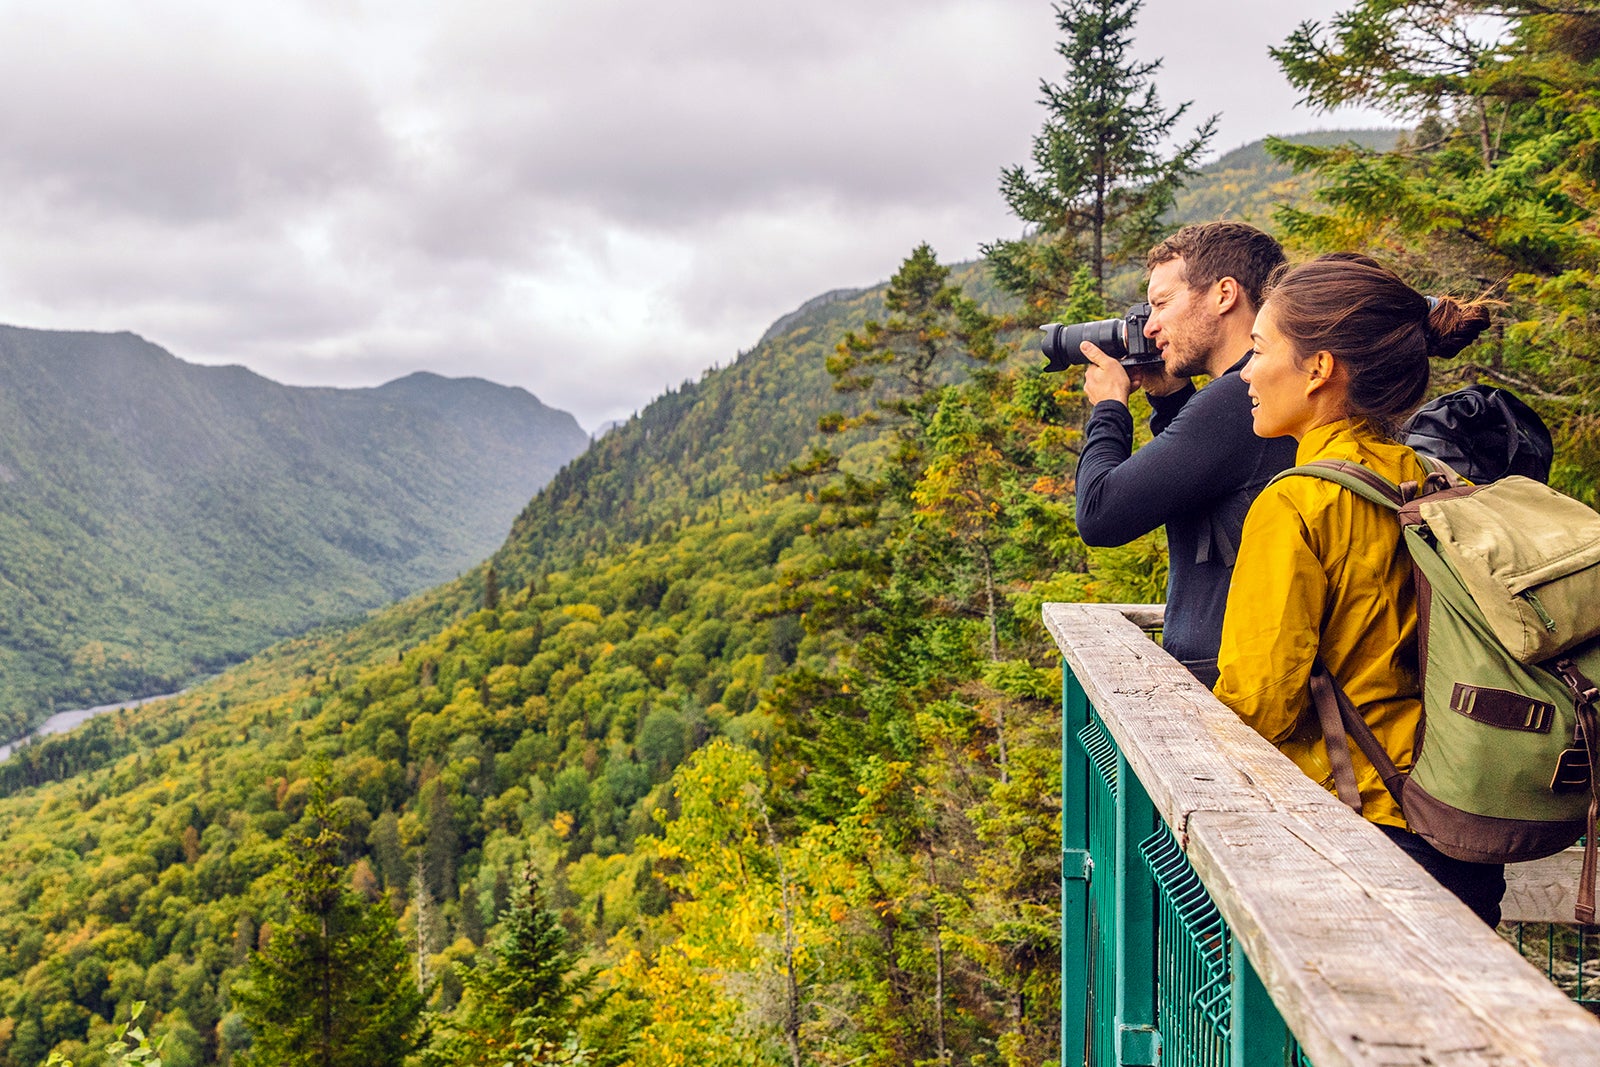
[986,0,1215,308]
[232,783,424,1067]
[425,861,599,1065]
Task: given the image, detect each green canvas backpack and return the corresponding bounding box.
[1275,460,1600,924]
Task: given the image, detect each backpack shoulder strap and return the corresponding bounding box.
[1270,459,1406,511]
[1279,461,1414,817]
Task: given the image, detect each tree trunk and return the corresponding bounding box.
[1477,98,1494,170]
[761,804,804,1067]
[928,844,948,1064]
[1093,173,1107,293]
[413,856,431,990]
[982,547,1009,784]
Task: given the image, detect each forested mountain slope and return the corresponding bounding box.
[10,118,1575,1067]
[0,246,1102,1066]
[0,326,588,736]
[1167,128,1399,225]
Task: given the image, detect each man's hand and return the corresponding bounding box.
[1129,362,1187,398]
[1082,343,1132,407]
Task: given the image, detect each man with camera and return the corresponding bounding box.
[1073,221,1296,686]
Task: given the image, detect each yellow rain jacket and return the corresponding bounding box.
[1214,419,1430,828]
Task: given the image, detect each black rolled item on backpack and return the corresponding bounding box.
[1403,384,1554,484]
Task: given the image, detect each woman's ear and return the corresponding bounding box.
[1304,350,1337,395]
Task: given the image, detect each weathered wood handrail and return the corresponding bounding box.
[1046,602,1600,1067]
[1505,849,1591,924]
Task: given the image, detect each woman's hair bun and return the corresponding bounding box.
[1425,296,1492,359]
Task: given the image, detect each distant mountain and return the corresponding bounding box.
[1169,127,1402,226]
[0,325,589,735]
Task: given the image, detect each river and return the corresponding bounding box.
[0,692,182,762]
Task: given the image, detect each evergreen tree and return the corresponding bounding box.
[425,861,599,1066]
[231,783,424,1067]
[986,0,1215,307]
[826,244,998,427]
[425,778,460,900]
[1265,0,1600,497]
[483,565,500,611]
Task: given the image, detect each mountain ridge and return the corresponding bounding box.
[0,323,590,735]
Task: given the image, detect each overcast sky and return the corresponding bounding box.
[0,0,1389,432]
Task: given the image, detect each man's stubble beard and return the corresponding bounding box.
[1165,311,1222,380]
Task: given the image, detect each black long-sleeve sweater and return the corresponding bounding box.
[1073,354,1297,682]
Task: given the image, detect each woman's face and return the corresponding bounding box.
[1243,302,1322,440]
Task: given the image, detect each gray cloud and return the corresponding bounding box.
[418,1,1053,229]
[0,0,1389,432]
[0,3,391,222]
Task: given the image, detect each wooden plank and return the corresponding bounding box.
[1044,603,1340,842]
[1188,810,1600,1066]
[1044,601,1600,1065]
[1086,602,1166,630]
[1504,848,1589,925]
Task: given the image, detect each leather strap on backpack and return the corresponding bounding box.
[1276,457,1463,510]
[1553,657,1600,926]
[1310,666,1365,814]
[1573,699,1598,927]
[1308,663,1410,816]
[1274,460,1406,511]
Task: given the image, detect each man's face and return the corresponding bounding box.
[1144,257,1221,379]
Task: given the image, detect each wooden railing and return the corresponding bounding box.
[1046,602,1600,1067]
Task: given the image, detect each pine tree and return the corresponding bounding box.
[425,861,599,1065]
[826,244,1000,431]
[986,0,1215,307]
[483,565,500,611]
[1265,0,1600,497]
[231,783,424,1067]
[424,778,460,900]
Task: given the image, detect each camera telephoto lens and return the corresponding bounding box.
[1040,319,1128,372]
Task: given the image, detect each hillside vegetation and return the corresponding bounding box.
[1,31,1596,1057]
[0,246,1108,1065]
[0,327,589,738]
[1166,128,1399,226]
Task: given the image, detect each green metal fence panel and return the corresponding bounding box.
[1509,923,1600,1011]
[1082,711,1121,1066]
[1229,936,1291,1066]
[1142,823,1229,1067]
[1115,745,1160,1066]
[1064,670,1300,1067]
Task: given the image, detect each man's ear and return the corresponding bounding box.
[1215,277,1242,315]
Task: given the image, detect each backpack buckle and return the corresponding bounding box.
[1551,748,1593,794]
[1554,658,1600,707]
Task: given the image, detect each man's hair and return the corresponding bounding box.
[1146,222,1285,312]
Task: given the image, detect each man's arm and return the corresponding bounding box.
[1147,380,1196,436]
[1074,371,1264,547]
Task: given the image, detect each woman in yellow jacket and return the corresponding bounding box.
[1213,255,1506,925]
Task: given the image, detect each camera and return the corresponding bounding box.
[1039,303,1164,372]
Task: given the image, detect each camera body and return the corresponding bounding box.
[1040,303,1164,372]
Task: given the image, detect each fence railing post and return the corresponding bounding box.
[1063,662,1091,1067]
[1115,749,1160,1067]
[1229,937,1288,1066]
